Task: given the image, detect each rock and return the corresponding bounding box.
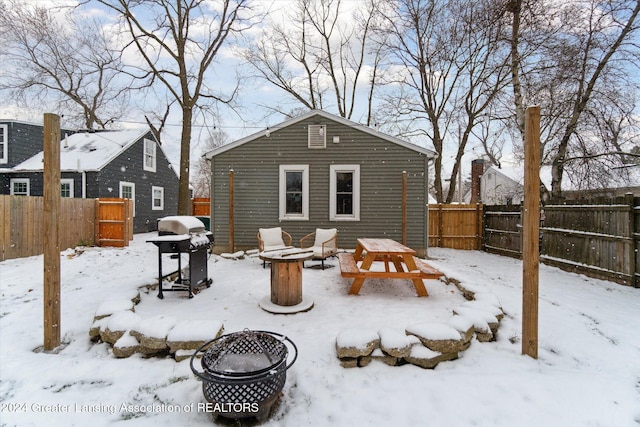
[166,320,224,354]
[89,317,108,342]
[370,348,399,366]
[459,300,505,321]
[447,315,475,343]
[113,333,140,358]
[100,311,142,345]
[339,358,359,368]
[405,345,458,369]
[130,315,177,354]
[335,329,379,358]
[453,307,499,338]
[472,293,503,311]
[358,356,372,367]
[94,299,135,321]
[174,349,198,362]
[452,281,488,301]
[405,322,467,353]
[378,327,414,358]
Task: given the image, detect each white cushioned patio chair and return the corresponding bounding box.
[258,227,293,268]
[299,228,338,270]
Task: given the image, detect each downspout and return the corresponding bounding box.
[424,157,433,258]
[210,157,215,249]
[77,159,86,198]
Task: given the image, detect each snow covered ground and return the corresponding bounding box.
[1,233,639,427]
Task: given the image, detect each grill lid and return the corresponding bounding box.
[158,216,205,235]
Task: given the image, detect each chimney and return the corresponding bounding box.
[470,159,485,204]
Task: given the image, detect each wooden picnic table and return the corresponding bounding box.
[337,238,443,297]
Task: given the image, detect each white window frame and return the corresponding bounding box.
[10,178,30,196]
[60,179,74,198]
[330,164,360,221]
[279,164,309,221]
[151,185,164,210]
[119,181,136,216]
[0,124,7,164]
[143,138,156,172]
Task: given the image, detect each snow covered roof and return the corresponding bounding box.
[485,163,640,192]
[204,110,438,159]
[11,129,150,172]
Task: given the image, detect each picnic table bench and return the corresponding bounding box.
[338,238,444,296]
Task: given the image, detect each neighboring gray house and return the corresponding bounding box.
[205,110,437,256]
[467,158,640,204]
[0,120,180,232]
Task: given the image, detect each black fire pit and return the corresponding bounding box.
[190,330,297,421]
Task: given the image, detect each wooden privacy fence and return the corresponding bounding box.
[191,197,211,216]
[95,197,133,248]
[1,195,133,261]
[484,194,639,287]
[428,204,483,250]
[483,205,523,257]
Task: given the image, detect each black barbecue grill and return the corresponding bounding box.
[147,216,214,299]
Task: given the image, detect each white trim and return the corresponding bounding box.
[330,164,360,221]
[143,138,156,172]
[205,110,438,159]
[279,164,309,221]
[10,178,30,195]
[60,179,74,198]
[0,124,8,164]
[119,181,136,216]
[152,185,164,210]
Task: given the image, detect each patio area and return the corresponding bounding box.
[1,232,638,426]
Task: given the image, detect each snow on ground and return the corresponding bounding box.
[1,233,639,427]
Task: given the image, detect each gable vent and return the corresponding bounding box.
[308,125,326,149]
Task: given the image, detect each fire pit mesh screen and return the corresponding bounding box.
[202,331,287,377]
[201,370,286,405]
[191,330,297,420]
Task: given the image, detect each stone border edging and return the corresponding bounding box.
[335,276,505,369]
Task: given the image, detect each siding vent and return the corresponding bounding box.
[308,125,326,149]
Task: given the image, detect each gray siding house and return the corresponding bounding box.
[0,120,180,232]
[205,110,437,257]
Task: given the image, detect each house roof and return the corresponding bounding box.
[11,129,150,172]
[204,110,438,159]
[484,163,640,192]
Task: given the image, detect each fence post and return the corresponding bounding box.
[437,203,443,248]
[476,203,483,250]
[522,106,540,359]
[43,113,61,351]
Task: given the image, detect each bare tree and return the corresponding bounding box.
[0,0,132,129]
[191,128,229,197]
[379,0,512,203]
[507,0,640,199]
[243,0,385,124]
[98,0,252,214]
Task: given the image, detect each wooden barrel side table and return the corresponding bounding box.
[259,249,315,314]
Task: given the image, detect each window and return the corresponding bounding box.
[0,124,7,164]
[152,186,164,210]
[330,165,360,221]
[143,138,156,172]
[279,165,309,220]
[60,179,74,198]
[308,125,326,149]
[10,178,29,196]
[119,181,135,215]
